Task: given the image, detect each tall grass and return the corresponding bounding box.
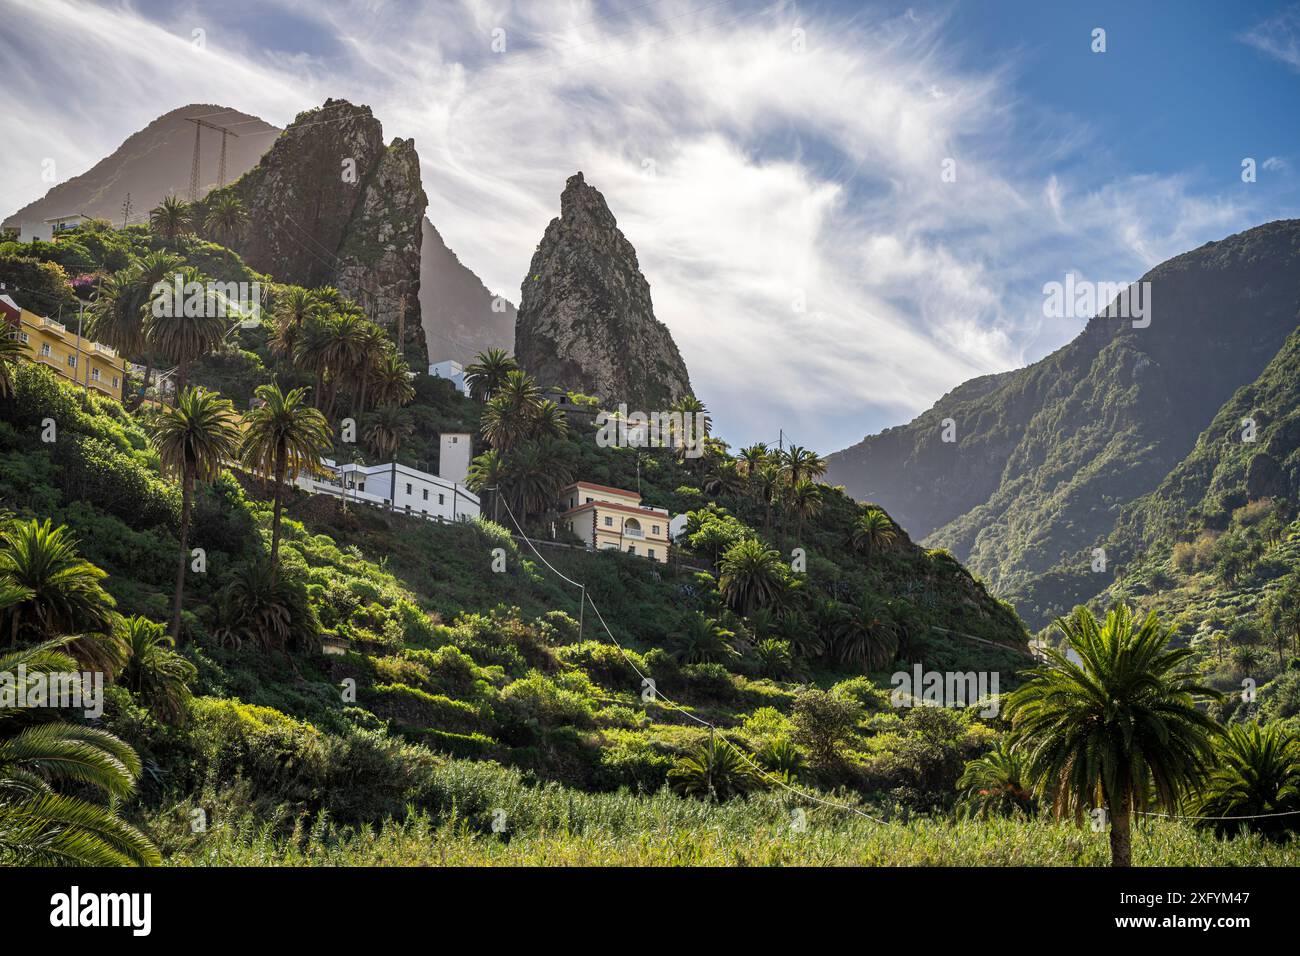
[151,761,1300,867]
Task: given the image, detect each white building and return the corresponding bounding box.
[298,459,480,522]
[19,214,88,243]
[428,359,468,396]
[439,432,472,486]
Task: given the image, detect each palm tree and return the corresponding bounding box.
[780,444,826,486]
[670,394,712,436]
[702,459,744,498]
[464,348,519,402]
[833,593,900,670]
[851,508,897,568]
[322,311,367,416]
[669,394,711,461]
[736,443,769,476]
[786,478,823,542]
[957,742,1039,819]
[117,615,197,725]
[529,399,569,442]
[482,371,543,452]
[150,387,241,640]
[361,405,412,462]
[1196,722,1300,838]
[0,519,115,648]
[718,537,786,616]
[504,439,574,515]
[367,351,415,410]
[269,287,319,361]
[669,612,739,664]
[1005,605,1220,867]
[753,462,782,531]
[204,194,248,245]
[293,314,334,407]
[0,639,159,865]
[211,554,318,653]
[0,331,26,400]
[149,194,193,246]
[467,449,508,522]
[668,736,758,801]
[239,383,333,570]
[144,266,226,397]
[351,325,396,414]
[88,252,182,407]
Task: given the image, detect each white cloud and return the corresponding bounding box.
[1240,5,1300,71]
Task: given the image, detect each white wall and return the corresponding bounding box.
[439,433,473,486]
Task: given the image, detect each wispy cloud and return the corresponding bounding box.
[1240,4,1300,71]
[0,0,1275,452]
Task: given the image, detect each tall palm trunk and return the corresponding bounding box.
[270,446,287,573]
[174,360,189,406]
[1108,793,1133,867]
[170,467,194,642]
[132,354,155,410]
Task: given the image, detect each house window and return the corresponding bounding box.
[652,525,660,535]
[422,489,429,501]
[648,548,655,559]
[40,343,51,356]
[439,494,445,505]
[604,516,613,526]
[359,482,366,492]
[66,354,76,368]
[111,376,119,388]
[451,436,458,443]
[19,332,28,344]
[406,483,412,495]
[91,367,101,381]
[628,545,635,555]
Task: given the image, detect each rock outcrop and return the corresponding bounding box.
[515,172,692,408]
[203,99,428,361]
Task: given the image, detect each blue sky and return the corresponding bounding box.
[2,0,1298,454]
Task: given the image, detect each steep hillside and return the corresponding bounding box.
[420,218,515,364]
[826,220,1300,621]
[515,172,693,407]
[1028,326,1300,647]
[1,104,278,230]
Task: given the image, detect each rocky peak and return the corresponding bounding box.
[514,171,693,409]
[204,98,428,361]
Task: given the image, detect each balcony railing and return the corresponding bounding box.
[92,342,117,357]
[39,317,66,334]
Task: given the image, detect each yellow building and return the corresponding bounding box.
[1,295,126,401]
[559,481,671,563]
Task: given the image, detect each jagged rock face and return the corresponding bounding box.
[215,99,428,361]
[335,137,429,362]
[515,172,692,408]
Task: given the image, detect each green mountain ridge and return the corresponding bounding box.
[826,219,1300,630]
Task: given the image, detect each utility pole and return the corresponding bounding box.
[188,121,201,202]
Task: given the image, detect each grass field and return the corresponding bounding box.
[154,786,1300,867]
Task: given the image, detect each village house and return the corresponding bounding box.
[296,433,480,522]
[558,481,670,563]
[1,294,125,401]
